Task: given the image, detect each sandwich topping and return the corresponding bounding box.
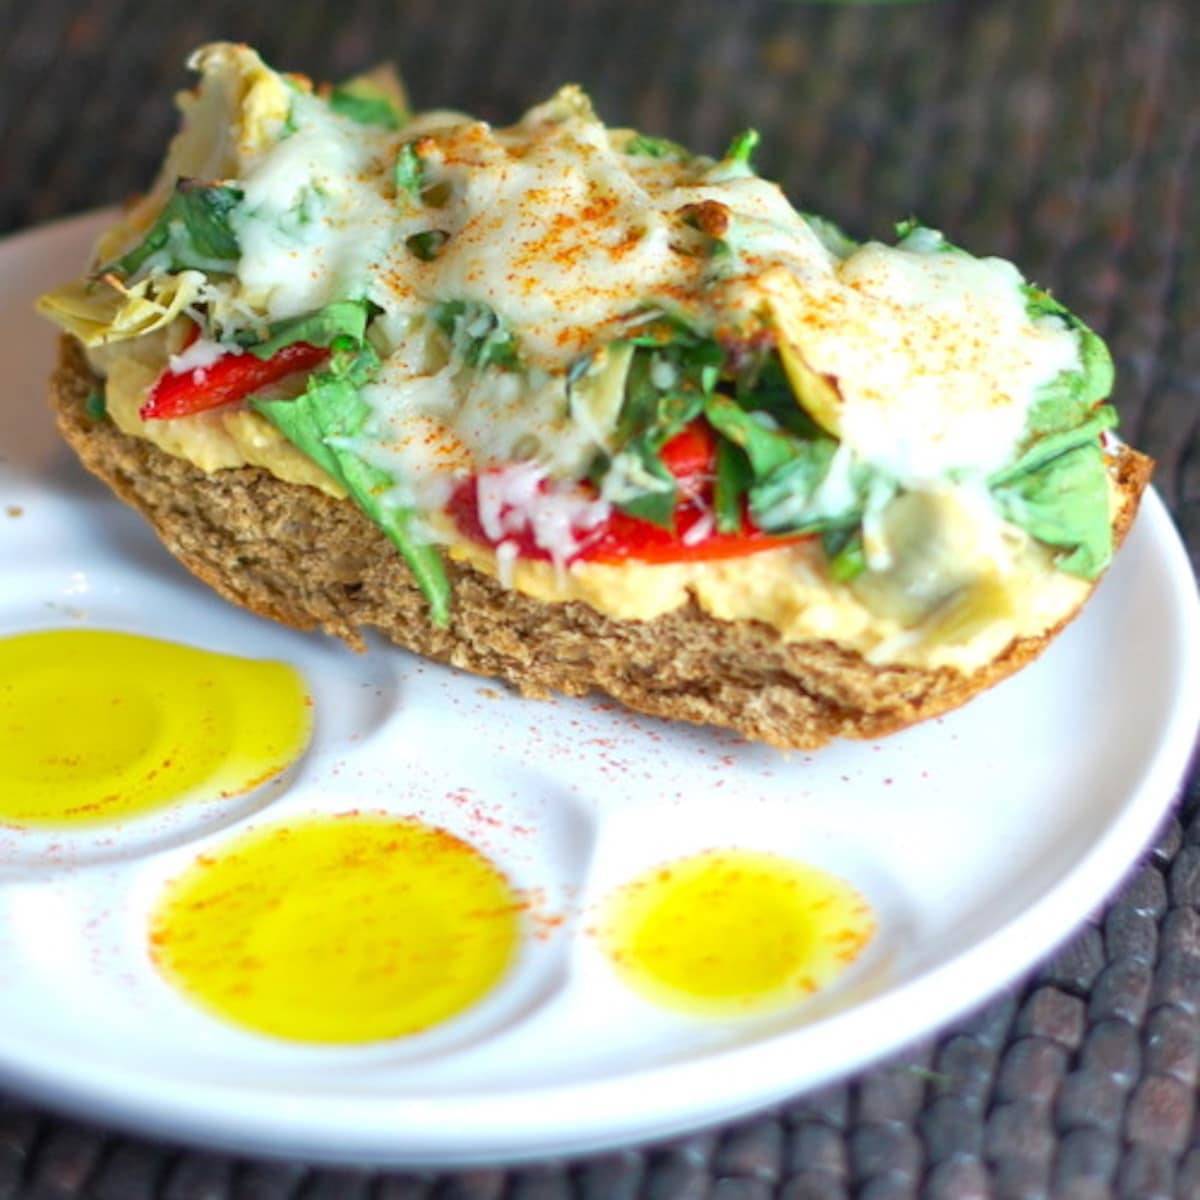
[39,44,1124,670]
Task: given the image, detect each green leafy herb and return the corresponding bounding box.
[622,310,707,349]
[1021,285,1114,437]
[987,405,1118,579]
[802,212,858,260]
[703,395,800,478]
[394,142,425,205]
[252,331,450,624]
[406,230,448,261]
[723,128,760,167]
[735,350,825,440]
[84,390,107,421]
[893,219,964,255]
[607,442,679,528]
[432,300,520,370]
[992,441,1114,579]
[708,237,733,263]
[705,393,875,538]
[714,437,752,533]
[594,316,724,528]
[624,133,690,160]
[822,528,866,582]
[242,299,372,359]
[748,441,861,533]
[329,82,404,130]
[989,405,1118,488]
[977,285,1119,575]
[110,181,243,277]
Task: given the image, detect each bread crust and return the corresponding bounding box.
[50,337,1154,749]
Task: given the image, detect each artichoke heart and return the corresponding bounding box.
[36,271,205,347]
[851,486,1018,635]
[758,267,844,438]
[568,342,634,449]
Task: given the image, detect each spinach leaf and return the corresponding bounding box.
[722,128,760,167]
[1021,285,1114,436]
[989,405,1118,488]
[329,82,404,130]
[607,442,679,528]
[252,334,451,624]
[986,403,1117,580]
[84,390,107,422]
[748,441,864,534]
[735,349,825,440]
[802,212,858,260]
[111,181,242,277]
[624,133,691,160]
[705,394,875,538]
[992,441,1113,579]
[596,320,722,528]
[242,299,372,359]
[893,219,965,255]
[822,527,866,582]
[432,300,520,370]
[714,437,752,533]
[406,230,448,261]
[703,394,800,478]
[394,142,425,205]
[1024,371,1094,439]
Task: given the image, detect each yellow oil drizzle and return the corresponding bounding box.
[598,849,874,1016]
[150,815,522,1043]
[0,629,311,826]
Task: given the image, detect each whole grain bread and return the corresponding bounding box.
[50,337,1153,749]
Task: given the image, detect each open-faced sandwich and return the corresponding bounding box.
[38,43,1152,749]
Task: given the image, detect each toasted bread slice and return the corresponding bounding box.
[50,337,1153,750]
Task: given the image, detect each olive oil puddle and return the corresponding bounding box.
[599,849,874,1016]
[150,815,521,1044]
[0,630,311,826]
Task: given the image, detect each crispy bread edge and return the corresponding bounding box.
[50,337,1154,750]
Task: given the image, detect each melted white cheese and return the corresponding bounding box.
[216,73,1079,508]
[232,92,398,322]
[477,462,610,565]
[788,242,1082,484]
[167,335,230,374]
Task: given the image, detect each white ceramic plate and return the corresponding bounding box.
[1,212,1198,1167]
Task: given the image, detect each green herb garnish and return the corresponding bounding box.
[241,299,373,359]
[723,128,760,167]
[110,181,243,277]
[432,300,520,370]
[84,390,107,421]
[329,82,404,130]
[394,143,425,205]
[714,437,752,533]
[823,528,866,582]
[802,212,858,259]
[624,133,691,160]
[592,314,722,528]
[252,325,450,624]
[406,230,448,261]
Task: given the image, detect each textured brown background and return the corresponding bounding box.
[1,0,1199,1195]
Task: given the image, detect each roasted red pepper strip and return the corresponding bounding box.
[448,419,808,565]
[657,419,716,491]
[578,503,793,564]
[140,339,330,420]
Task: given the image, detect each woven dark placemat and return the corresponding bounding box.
[1,0,1198,1195]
